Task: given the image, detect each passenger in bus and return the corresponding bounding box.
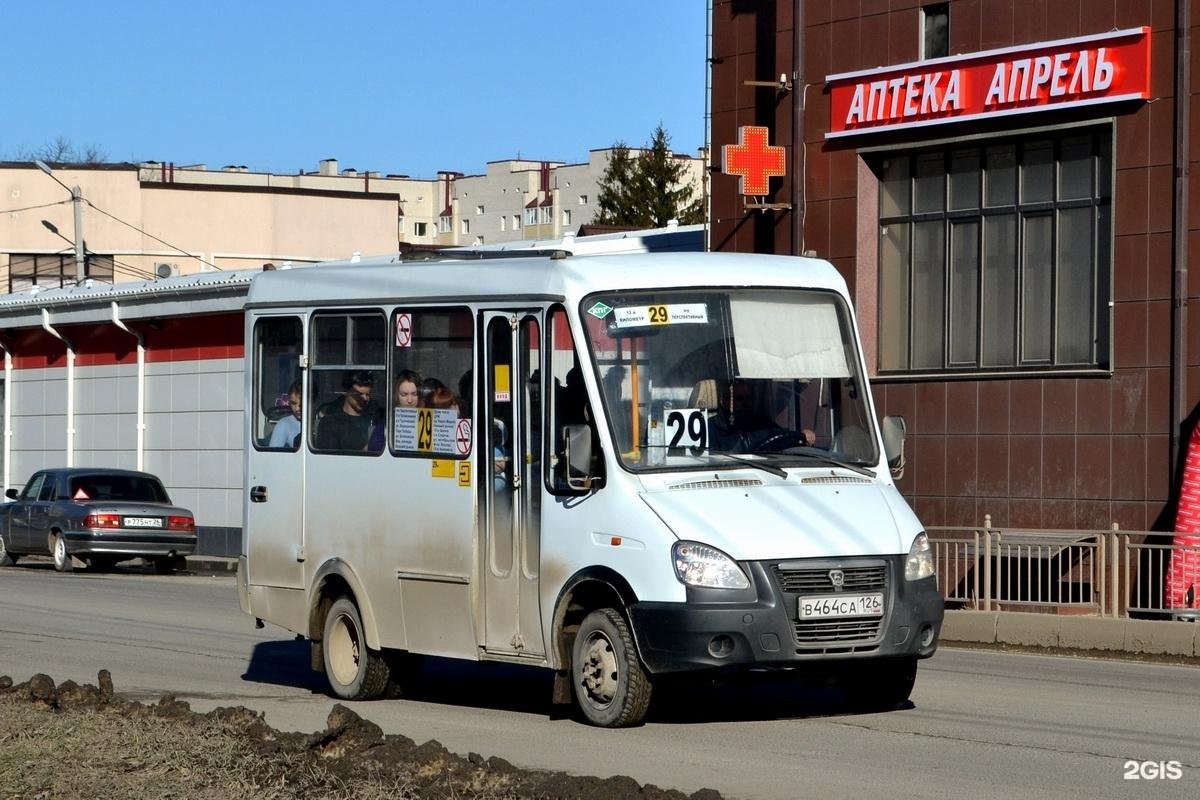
[429,387,460,413]
[268,379,303,449]
[493,418,509,492]
[419,377,448,407]
[315,370,377,452]
[366,369,423,452]
[457,370,474,417]
[394,370,422,408]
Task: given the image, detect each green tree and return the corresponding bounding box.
[595,124,703,227]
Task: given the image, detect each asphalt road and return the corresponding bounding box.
[1,561,1198,800]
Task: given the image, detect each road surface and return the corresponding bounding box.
[0,562,1197,799]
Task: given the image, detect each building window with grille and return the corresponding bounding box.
[876,127,1111,374]
[7,253,115,292]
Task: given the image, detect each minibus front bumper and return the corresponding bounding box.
[627,557,943,674]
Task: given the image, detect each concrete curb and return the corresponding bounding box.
[185,555,238,573]
[942,610,1200,657]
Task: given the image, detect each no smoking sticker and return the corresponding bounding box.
[455,418,473,455]
[396,313,413,348]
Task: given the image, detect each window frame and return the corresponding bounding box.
[307,308,388,457]
[387,304,476,461]
[873,124,1113,379]
[251,315,304,453]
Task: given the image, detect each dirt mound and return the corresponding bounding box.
[0,672,721,800]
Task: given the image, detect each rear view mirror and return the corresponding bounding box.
[881,416,907,479]
[4,488,17,500]
[564,424,597,492]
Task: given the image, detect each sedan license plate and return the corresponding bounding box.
[122,517,163,528]
[798,593,883,619]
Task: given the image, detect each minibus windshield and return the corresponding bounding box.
[580,288,879,473]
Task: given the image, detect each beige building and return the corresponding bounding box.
[0,149,705,291]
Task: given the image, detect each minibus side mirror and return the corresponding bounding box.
[4,488,17,500]
[881,416,906,479]
[563,424,600,492]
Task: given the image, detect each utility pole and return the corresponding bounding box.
[35,160,86,285]
[71,186,84,284]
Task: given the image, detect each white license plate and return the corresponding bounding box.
[123,517,163,528]
[798,593,884,619]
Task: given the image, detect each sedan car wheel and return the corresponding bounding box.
[0,535,16,566]
[52,534,74,573]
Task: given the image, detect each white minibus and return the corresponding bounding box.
[239,250,943,727]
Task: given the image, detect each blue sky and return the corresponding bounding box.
[4,1,707,178]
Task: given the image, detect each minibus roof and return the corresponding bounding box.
[244,251,850,309]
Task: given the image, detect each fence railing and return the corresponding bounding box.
[927,518,1200,619]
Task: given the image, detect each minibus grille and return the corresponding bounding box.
[772,563,888,647]
[771,564,887,593]
[792,618,883,643]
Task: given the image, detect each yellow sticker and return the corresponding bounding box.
[494,364,511,402]
[457,461,472,487]
[417,408,434,451]
[431,459,455,478]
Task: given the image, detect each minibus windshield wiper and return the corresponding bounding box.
[709,451,789,479]
[746,448,876,478]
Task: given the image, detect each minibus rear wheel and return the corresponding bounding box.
[323,596,390,700]
[571,608,652,727]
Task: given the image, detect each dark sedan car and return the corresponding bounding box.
[0,468,196,573]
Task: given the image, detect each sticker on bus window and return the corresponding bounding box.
[614,303,708,328]
[493,364,511,402]
[396,313,413,348]
[394,407,462,453]
[587,301,614,319]
[663,408,709,453]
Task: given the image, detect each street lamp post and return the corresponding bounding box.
[34,160,86,286]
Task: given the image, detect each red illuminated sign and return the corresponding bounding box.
[723,125,786,196]
[826,27,1150,139]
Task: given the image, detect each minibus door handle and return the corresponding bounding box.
[250,485,268,503]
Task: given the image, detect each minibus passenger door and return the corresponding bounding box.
[245,316,306,590]
[481,310,544,657]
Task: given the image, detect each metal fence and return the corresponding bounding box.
[927,518,1200,619]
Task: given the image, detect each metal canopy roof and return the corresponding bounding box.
[0,269,256,329]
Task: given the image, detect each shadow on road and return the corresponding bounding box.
[240,642,913,724]
[242,640,328,692]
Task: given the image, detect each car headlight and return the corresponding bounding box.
[905,532,935,581]
[672,541,749,589]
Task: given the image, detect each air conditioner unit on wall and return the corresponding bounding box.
[155,263,180,279]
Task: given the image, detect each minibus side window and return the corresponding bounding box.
[545,306,601,493]
[252,316,303,452]
[309,311,386,455]
[388,307,474,458]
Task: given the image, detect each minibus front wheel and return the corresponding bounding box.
[571,608,652,727]
[322,596,390,700]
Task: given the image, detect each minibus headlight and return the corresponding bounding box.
[672,541,750,590]
[905,532,935,581]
